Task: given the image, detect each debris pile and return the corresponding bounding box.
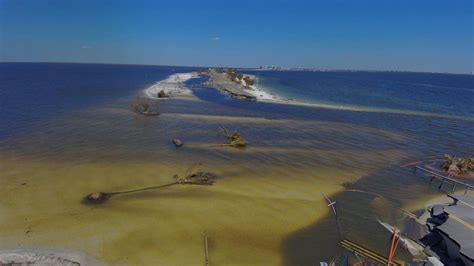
[442,154,473,175]
[222,69,255,87]
[130,97,160,115]
[82,169,218,205]
[174,172,217,186]
[173,138,184,147]
[221,126,247,149]
[157,90,168,98]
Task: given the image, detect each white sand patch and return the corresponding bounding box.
[237,74,284,102]
[243,85,282,102]
[145,72,199,98]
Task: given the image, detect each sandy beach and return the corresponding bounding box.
[145,72,199,99]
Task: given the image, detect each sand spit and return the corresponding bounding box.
[145,72,199,99]
[204,69,257,100]
[203,69,284,101]
[146,70,472,122]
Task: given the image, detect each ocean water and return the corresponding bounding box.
[250,70,474,119]
[0,63,195,139]
[0,63,473,265]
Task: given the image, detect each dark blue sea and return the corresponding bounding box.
[251,70,473,118]
[2,63,473,140]
[0,63,195,139]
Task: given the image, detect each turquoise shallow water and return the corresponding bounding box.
[0,63,473,265]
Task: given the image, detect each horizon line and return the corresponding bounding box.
[0,61,472,76]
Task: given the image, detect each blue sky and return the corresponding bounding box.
[1,0,472,73]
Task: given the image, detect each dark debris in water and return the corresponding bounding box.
[442,154,474,176]
[173,138,184,147]
[221,126,247,149]
[82,171,219,205]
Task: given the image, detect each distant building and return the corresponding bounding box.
[259,65,282,71]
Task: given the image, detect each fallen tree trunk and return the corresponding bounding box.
[83,171,218,205]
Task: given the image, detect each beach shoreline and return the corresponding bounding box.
[144,72,199,99]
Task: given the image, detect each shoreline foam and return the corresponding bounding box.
[145,72,199,99]
[242,82,282,102]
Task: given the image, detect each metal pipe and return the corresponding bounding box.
[414,166,474,191]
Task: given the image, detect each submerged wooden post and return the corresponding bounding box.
[438,179,444,190]
[204,232,210,266]
[322,192,342,241]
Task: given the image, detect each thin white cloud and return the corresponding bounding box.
[210,36,220,41]
[81,45,92,49]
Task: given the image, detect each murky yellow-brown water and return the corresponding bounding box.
[0,94,467,265]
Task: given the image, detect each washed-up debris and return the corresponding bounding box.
[130,97,160,115]
[217,126,247,149]
[157,90,168,98]
[173,138,184,147]
[242,76,255,87]
[173,172,217,185]
[82,166,218,205]
[442,154,473,175]
[0,250,87,266]
[221,69,255,87]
